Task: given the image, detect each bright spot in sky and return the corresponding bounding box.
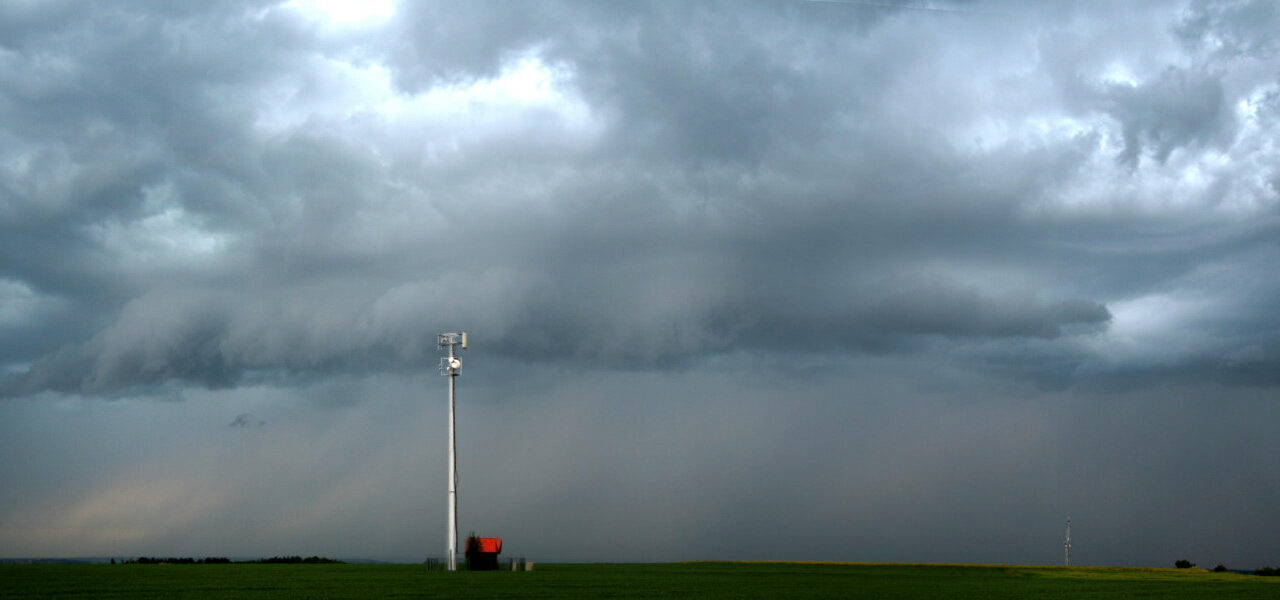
[1101,61,1138,87]
[0,278,42,325]
[1092,293,1214,366]
[284,0,396,27]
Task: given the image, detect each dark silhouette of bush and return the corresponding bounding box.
[1213,564,1227,572]
[1175,559,1194,569]
[1255,566,1279,576]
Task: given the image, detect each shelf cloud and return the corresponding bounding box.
[1,0,1278,567]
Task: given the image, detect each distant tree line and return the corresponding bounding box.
[1175,559,1280,576]
[121,556,343,565]
[245,556,345,564]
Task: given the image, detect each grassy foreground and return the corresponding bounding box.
[3,561,1278,599]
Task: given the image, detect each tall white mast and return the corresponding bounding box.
[1064,517,1072,566]
[439,332,467,571]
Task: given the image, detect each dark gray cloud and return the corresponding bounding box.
[1104,67,1231,166]
[1,0,1279,567]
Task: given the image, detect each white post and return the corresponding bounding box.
[438,333,465,572]
[446,342,458,572]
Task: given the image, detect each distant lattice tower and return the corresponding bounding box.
[1064,517,1072,566]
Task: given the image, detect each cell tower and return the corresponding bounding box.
[1064,517,1072,566]
[438,332,467,571]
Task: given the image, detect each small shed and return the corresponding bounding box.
[465,536,502,571]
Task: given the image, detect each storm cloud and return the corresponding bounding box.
[2,0,1278,567]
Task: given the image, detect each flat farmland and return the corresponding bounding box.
[3,561,1278,599]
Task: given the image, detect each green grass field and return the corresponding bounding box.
[3,562,1278,599]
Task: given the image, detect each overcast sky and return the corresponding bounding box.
[2,0,1279,567]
